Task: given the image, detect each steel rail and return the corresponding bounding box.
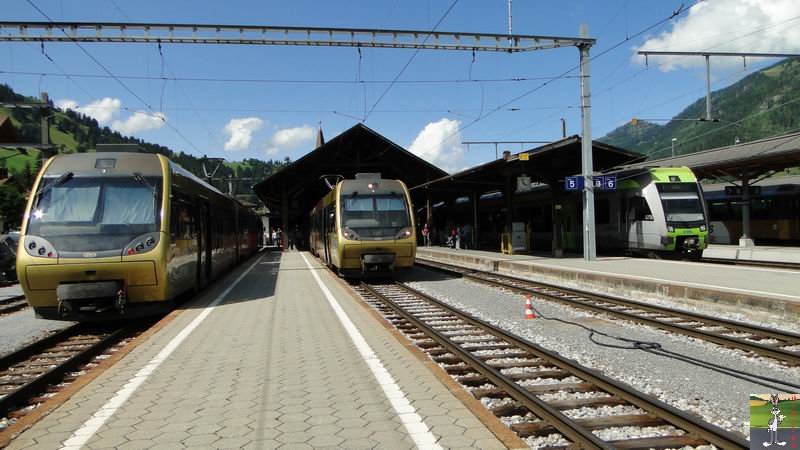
[363,281,748,449]
[0,295,27,315]
[0,324,128,418]
[359,282,611,449]
[701,257,800,271]
[417,258,800,365]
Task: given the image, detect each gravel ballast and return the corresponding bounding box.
[403,268,799,438]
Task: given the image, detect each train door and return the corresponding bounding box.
[627,196,650,249]
[322,205,331,265]
[196,199,212,288]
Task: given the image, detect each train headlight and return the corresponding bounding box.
[699,224,707,232]
[395,227,413,240]
[667,225,675,233]
[342,227,360,241]
[23,236,58,259]
[123,233,160,256]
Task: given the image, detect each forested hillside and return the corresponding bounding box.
[600,57,800,158]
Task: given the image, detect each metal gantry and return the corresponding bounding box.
[0,21,592,53]
[637,50,800,121]
[1,20,600,260]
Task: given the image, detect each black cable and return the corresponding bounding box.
[526,303,800,391]
[364,0,460,122]
[158,41,166,116]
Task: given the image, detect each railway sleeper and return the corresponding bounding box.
[511,413,666,438]
[492,396,627,417]
[607,435,708,449]
[473,382,600,399]
[457,370,570,385]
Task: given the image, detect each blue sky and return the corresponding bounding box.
[3,0,798,172]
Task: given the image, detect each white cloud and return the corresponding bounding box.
[263,125,316,156]
[111,111,166,134]
[408,118,464,173]
[223,117,264,151]
[55,99,79,111]
[636,0,800,71]
[56,97,121,124]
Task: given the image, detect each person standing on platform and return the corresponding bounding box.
[421,223,430,247]
[287,226,295,250]
[293,225,301,250]
[462,222,473,250]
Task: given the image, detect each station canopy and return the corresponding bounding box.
[253,123,446,225]
[621,131,800,179]
[411,136,643,202]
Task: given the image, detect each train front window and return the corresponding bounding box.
[341,194,410,239]
[660,195,705,222]
[27,176,161,252]
[657,183,705,223]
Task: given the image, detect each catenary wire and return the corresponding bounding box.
[363,0,460,122]
[25,0,202,153]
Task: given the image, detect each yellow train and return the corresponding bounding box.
[17,150,261,321]
[309,174,416,276]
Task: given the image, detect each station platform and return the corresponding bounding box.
[704,243,800,264]
[8,249,519,450]
[416,246,800,321]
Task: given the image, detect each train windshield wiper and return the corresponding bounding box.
[34,172,73,206]
[133,172,158,197]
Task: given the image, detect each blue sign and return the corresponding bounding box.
[565,176,584,191]
[594,176,604,189]
[604,176,617,190]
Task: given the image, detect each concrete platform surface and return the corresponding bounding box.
[704,244,800,264]
[8,250,511,450]
[416,246,800,320]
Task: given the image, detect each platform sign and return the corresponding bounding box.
[725,186,761,196]
[604,176,617,190]
[593,176,604,189]
[565,176,584,191]
[519,153,529,161]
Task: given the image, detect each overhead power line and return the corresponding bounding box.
[24,0,202,153]
[364,0,460,122]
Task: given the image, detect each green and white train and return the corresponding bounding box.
[449,166,710,259]
[593,166,709,258]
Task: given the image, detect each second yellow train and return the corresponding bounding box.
[309,174,416,276]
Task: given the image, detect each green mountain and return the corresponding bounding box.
[599,57,800,159]
[0,84,288,202]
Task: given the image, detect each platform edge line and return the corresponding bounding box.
[58,253,266,450]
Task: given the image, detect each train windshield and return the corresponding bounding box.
[27,176,162,252]
[341,194,410,239]
[657,183,705,222]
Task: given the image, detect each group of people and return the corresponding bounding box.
[420,222,473,250]
[269,226,303,250]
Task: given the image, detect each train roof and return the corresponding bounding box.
[702,174,800,198]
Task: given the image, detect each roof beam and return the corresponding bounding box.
[0,21,594,52]
[637,50,800,58]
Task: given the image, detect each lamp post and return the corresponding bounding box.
[671,138,677,157]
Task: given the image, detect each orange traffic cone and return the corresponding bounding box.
[524,295,536,319]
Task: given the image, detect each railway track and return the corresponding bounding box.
[701,257,800,271]
[355,281,748,449]
[416,258,800,366]
[0,295,27,316]
[0,323,139,431]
